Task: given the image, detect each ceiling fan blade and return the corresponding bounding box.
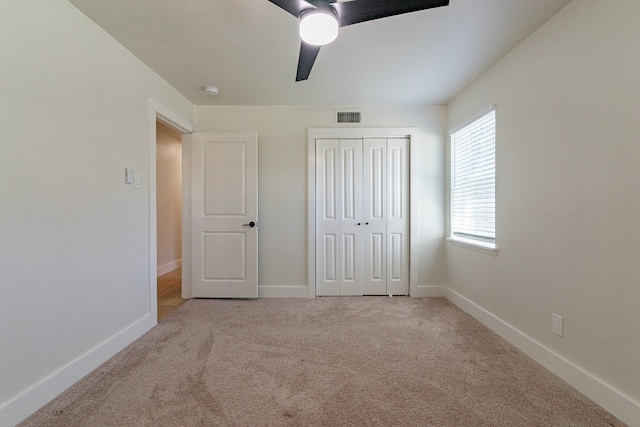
[334,0,449,27]
[268,0,316,18]
[296,42,321,81]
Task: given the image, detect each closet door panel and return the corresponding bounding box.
[387,138,409,296]
[316,139,341,296]
[339,139,364,296]
[363,139,387,295]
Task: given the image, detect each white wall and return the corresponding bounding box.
[156,123,183,275]
[445,0,640,423]
[194,106,446,296]
[0,1,193,424]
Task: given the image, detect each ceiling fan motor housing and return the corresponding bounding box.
[299,5,339,46]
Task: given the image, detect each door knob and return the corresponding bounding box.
[242,221,257,228]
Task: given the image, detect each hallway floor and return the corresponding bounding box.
[157,267,185,321]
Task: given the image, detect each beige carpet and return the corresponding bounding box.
[20,297,625,426]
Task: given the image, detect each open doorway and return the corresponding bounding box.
[156,121,185,320]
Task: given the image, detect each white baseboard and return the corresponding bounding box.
[413,284,447,297]
[260,285,447,299]
[157,259,181,276]
[445,288,640,427]
[258,285,309,298]
[0,314,156,427]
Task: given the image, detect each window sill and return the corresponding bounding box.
[447,237,498,256]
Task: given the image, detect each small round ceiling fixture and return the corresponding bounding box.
[299,10,339,46]
[204,86,219,96]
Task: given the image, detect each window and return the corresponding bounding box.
[450,108,496,248]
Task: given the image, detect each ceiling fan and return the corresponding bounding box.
[267,0,450,81]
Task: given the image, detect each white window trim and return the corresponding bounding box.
[449,105,497,254]
[446,237,498,256]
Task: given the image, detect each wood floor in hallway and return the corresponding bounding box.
[157,267,185,321]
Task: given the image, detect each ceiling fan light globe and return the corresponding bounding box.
[299,12,339,46]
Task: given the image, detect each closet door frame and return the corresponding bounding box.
[308,128,420,298]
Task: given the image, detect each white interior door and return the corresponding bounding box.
[362,138,409,295]
[189,132,258,298]
[315,139,364,296]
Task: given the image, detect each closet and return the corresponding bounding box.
[315,137,409,296]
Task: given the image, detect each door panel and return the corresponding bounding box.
[203,232,246,280]
[323,234,337,282]
[342,147,356,220]
[203,143,247,215]
[316,140,341,296]
[389,233,403,280]
[363,139,387,295]
[370,232,384,280]
[190,133,258,298]
[338,140,363,295]
[386,138,409,296]
[369,146,385,219]
[343,234,356,281]
[323,148,337,221]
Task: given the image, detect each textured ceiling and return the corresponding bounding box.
[68,0,572,105]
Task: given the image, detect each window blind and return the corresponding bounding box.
[451,109,496,245]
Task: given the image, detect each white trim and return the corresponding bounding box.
[408,131,420,299]
[445,288,640,426]
[157,259,182,276]
[448,104,496,135]
[307,128,419,298]
[0,315,155,427]
[156,112,192,135]
[414,285,447,297]
[307,134,316,299]
[447,237,498,256]
[148,99,194,310]
[181,135,192,299]
[259,286,309,299]
[151,99,193,135]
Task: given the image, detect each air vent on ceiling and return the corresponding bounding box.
[336,110,362,124]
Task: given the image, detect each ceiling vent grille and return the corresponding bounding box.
[336,110,362,124]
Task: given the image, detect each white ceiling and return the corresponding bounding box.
[68,0,572,106]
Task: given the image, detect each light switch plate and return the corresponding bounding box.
[125,167,133,185]
[134,173,141,189]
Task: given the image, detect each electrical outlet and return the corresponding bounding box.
[552,314,563,336]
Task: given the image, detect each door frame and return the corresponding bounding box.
[307,128,420,298]
[148,99,193,321]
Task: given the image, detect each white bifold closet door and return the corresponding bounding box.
[316,137,408,296]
